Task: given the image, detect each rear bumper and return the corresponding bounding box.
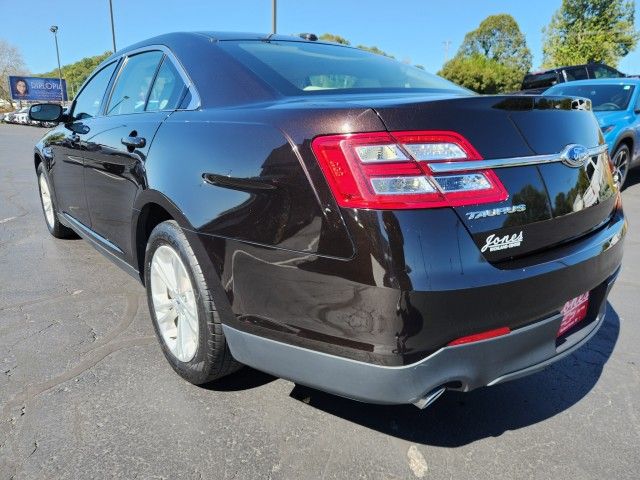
[223,269,618,406]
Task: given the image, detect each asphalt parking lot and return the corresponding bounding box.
[0,123,639,480]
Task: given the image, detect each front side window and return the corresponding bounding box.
[146,58,186,111]
[72,62,118,120]
[546,84,635,111]
[107,51,163,115]
[219,40,468,96]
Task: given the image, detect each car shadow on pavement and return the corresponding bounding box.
[623,168,640,191]
[201,365,277,392]
[288,303,620,447]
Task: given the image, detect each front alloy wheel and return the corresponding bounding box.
[36,163,75,239]
[612,144,630,189]
[39,173,55,229]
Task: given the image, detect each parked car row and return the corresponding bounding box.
[2,106,58,127]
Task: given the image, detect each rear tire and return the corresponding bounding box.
[36,163,76,239]
[144,220,241,384]
[612,144,630,189]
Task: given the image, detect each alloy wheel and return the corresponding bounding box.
[150,245,199,362]
[613,147,629,188]
[39,173,55,229]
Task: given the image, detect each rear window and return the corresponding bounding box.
[522,71,559,90]
[546,84,635,111]
[219,40,467,96]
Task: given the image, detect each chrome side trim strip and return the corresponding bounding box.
[427,144,608,174]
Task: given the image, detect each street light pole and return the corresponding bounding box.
[271,0,277,34]
[109,0,117,52]
[50,26,64,104]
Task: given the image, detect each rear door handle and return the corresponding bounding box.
[121,135,146,149]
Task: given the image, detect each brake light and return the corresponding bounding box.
[311,131,508,209]
[447,327,511,347]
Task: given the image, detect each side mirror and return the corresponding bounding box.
[29,103,63,122]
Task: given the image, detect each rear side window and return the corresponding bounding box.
[589,64,625,79]
[564,67,588,81]
[219,41,467,96]
[522,72,559,90]
[146,58,186,111]
[107,51,163,115]
[72,62,118,119]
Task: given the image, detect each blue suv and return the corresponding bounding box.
[545,78,640,187]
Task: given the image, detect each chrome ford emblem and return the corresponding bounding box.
[561,144,590,168]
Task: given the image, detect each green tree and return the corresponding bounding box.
[459,14,532,73]
[439,14,531,93]
[318,33,395,58]
[438,54,523,94]
[319,33,351,45]
[356,44,395,58]
[36,52,111,99]
[543,0,639,68]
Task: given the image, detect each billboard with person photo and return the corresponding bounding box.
[8,76,68,101]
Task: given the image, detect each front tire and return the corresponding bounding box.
[144,220,241,384]
[612,144,630,189]
[36,163,76,239]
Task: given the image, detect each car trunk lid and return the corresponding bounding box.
[369,94,618,262]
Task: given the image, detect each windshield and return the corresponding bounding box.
[546,84,635,111]
[219,40,468,96]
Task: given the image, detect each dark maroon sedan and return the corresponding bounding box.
[29,32,625,408]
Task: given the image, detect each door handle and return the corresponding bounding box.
[121,135,146,149]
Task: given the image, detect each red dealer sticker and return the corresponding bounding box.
[558,292,590,337]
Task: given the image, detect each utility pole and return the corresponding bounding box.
[50,26,64,104]
[109,0,117,52]
[443,40,452,63]
[272,0,277,34]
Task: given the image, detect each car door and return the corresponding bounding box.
[83,50,188,261]
[50,61,119,227]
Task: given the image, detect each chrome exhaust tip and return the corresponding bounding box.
[412,387,446,410]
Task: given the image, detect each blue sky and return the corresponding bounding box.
[3,0,640,74]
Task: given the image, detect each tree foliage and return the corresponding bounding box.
[543,0,639,68]
[356,44,395,59]
[319,33,351,45]
[0,39,28,105]
[318,32,395,58]
[439,54,524,94]
[439,15,531,93]
[36,52,112,99]
[459,14,532,73]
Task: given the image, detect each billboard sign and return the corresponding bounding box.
[8,76,68,101]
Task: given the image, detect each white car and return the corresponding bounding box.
[13,107,30,124]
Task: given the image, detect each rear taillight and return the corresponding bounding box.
[311,131,508,209]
